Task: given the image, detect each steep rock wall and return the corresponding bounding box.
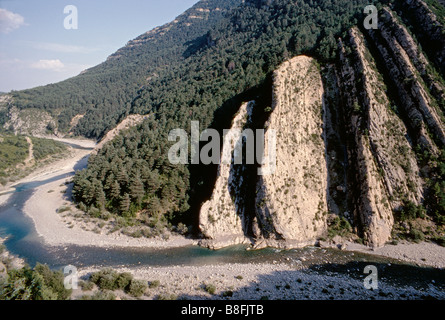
[338,28,423,247]
[254,55,328,248]
[199,101,255,248]
[374,12,445,147]
[380,7,445,123]
[404,0,445,74]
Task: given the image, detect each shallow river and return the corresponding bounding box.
[0,150,444,291]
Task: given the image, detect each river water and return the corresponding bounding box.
[0,148,444,292]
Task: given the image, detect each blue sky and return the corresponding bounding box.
[0,0,198,92]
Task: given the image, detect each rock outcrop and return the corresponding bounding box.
[93,114,149,154]
[254,56,328,248]
[197,1,445,250]
[338,28,422,247]
[199,101,255,248]
[3,106,58,137]
[379,7,445,128]
[367,9,445,148]
[403,0,445,75]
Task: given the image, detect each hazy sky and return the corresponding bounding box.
[0,0,198,92]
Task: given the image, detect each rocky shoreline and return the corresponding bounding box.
[74,261,445,300]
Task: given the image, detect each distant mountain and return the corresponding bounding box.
[4,0,242,138]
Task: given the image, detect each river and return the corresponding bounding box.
[0,140,444,292]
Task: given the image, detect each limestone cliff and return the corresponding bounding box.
[199,101,255,248]
[338,28,423,247]
[3,106,58,137]
[254,56,328,248]
[196,1,445,250]
[403,0,445,75]
[367,10,445,149]
[93,114,149,154]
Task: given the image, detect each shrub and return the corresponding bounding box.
[410,228,425,243]
[204,284,216,295]
[80,280,94,291]
[175,223,188,235]
[0,264,71,300]
[149,280,161,289]
[156,293,178,300]
[34,264,71,300]
[398,201,426,221]
[116,272,133,290]
[90,268,119,291]
[327,216,352,238]
[127,279,147,297]
[223,290,234,298]
[80,290,116,300]
[57,206,71,214]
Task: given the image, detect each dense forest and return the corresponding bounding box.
[72,0,382,232]
[7,0,242,139]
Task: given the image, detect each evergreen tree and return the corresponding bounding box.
[120,193,131,214]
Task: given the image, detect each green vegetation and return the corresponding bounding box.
[204,283,217,295]
[30,137,67,161]
[89,268,147,297]
[148,280,161,289]
[72,0,373,233]
[0,264,71,300]
[0,134,28,180]
[0,134,67,186]
[416,148,445,226]
[396,201,427,222]
[6,0,242,139]
[423,0,445,25]
[79,290,117,300]
[2,0,443,244]
[327,216,353,239]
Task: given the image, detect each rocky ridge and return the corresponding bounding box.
[198,2,445,250]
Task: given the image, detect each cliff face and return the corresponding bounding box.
[3,106,58,137]
[403,0,445,75]
[199,57,329,250]
[254,56,328,248]
[338,27,423,247]
[198,2,445,250]
[199,101,255,249]
[367,10,445,149]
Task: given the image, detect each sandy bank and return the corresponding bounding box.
[21,138,195,249]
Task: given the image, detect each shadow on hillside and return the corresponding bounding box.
[186,75,274,234]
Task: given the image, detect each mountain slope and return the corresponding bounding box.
[72,0,374,236]
[7,0,445,248]
[3,0,242,138]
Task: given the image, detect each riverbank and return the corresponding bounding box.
[73,261,444,300]
[0,237,25,274]
[0,193,11,207]
[21,137,196,249]
[347,241,445,269]
[10,136,444,268]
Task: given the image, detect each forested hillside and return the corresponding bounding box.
[5,0,241,138]
[72,0,380,232]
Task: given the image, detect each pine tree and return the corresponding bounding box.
[129,175,145,205]
[110,180,121,201]
[120,193,131,214]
